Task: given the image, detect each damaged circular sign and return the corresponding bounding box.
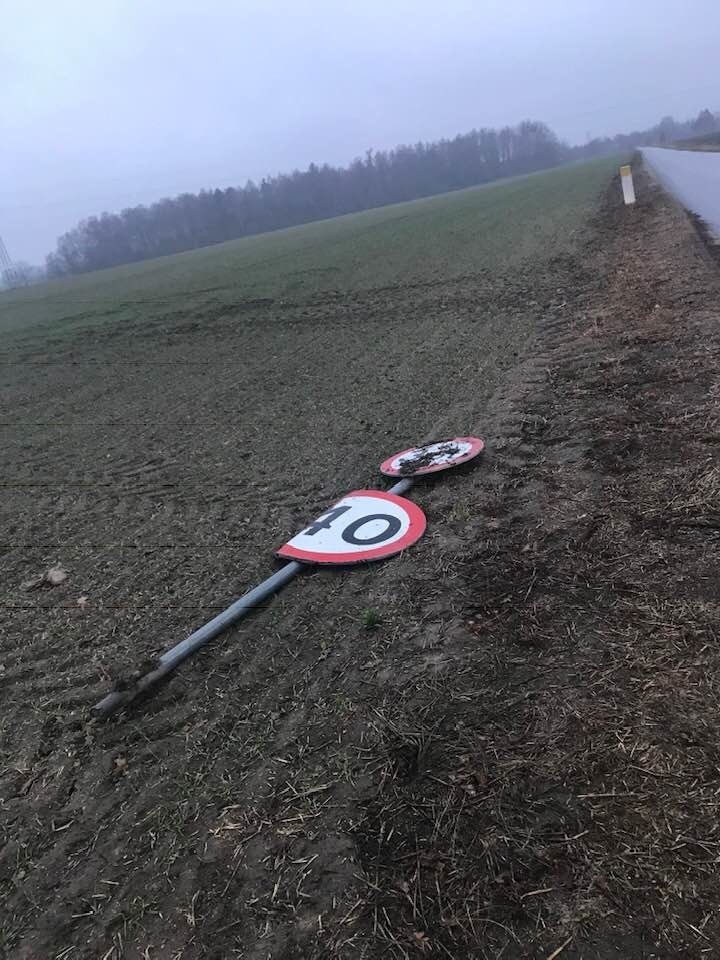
[380,436,484,477]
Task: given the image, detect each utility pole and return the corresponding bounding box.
[0,235,19,288]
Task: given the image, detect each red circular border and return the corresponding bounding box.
[380,436,485,477]
[277,490,427,565]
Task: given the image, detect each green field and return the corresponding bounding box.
[1,157,620,342]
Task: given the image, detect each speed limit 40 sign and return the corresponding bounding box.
[277,490,426,564]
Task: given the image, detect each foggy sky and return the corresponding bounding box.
[2,0,719,263]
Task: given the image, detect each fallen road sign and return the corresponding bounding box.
[94,434,486,717]
[380,436,484,477]
[277,490,426,564]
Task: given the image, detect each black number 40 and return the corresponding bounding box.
[303,504,402,545]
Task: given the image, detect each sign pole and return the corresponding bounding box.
[92,440,484,718]
[92,476,417,717]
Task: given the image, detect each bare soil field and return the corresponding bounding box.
[3,161,720,958]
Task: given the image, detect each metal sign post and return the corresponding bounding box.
[92,437,483,718]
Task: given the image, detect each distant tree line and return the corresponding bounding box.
[45,108,720,277]
[568,108,719,162]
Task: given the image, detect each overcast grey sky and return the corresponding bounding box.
[2,0,718,263]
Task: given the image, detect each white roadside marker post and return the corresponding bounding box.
[620,164,636,205]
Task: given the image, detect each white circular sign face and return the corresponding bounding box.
[380,436,485,477]
[277,490,426,565]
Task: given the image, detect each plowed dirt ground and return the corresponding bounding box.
[4,159,720,959]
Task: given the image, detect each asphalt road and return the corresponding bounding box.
[642,146,720,238]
